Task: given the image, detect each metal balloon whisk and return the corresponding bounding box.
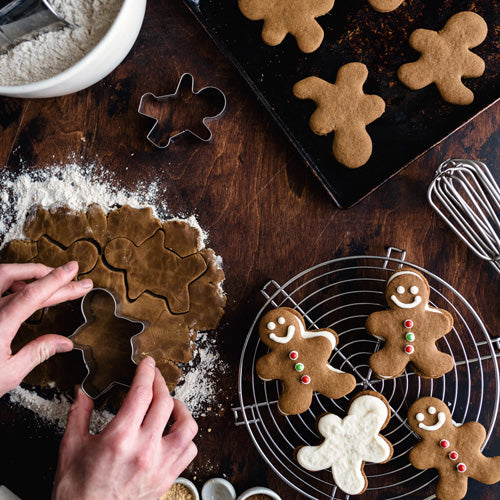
[428,158,500,274]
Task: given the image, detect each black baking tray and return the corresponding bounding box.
[182,0,499,208]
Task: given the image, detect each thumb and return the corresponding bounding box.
[9,334,73,387]
[65,386,94,438]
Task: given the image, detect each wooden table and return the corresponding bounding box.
[0,1,499,498]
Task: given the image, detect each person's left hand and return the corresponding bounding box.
[0,261,92,397]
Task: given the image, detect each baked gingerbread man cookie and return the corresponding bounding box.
[296,391,393,495]
[238,0,335,53]
[293,63,385,169]
[366,268,454,379]
[256,307,356,415]
[408,397,500,500]
[398,12,488,105]
[368,0,403,13]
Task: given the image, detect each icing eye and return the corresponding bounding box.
[410,286,419,294]
[428,406,436,415]
[267,322,276,330]
[416,413,425,422]
[396,286,405,294]
[277,317,286,325]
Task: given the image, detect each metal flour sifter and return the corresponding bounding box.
[0,0,71,53]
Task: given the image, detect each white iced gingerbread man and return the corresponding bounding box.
[296,391,393,495]
[366,268,454,379]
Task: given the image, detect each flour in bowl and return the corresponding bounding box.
[0,0,123,86]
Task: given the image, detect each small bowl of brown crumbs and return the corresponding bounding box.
[236,486,281,500]
[159,478,199,500]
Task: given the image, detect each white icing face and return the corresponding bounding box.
[267,322,276,330]
[410,286,419,294]
[269,325,295,344]
[277,317,285,324]
[387,271,426,310]
[396,286,405,294]
[416,406,446,432]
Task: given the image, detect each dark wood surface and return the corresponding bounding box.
[0,1,499,499]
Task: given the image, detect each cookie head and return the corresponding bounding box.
[408,397,453,437]
[386,269,430,311]
[258,307,304,348]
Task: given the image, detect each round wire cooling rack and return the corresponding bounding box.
[234,248,500,500]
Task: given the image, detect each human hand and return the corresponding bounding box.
[53,357,198,500]
[0,261,92,397]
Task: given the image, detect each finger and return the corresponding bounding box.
[161,441,198,487]
[0,263,54,295]
[39,279,93,308]
[162,399,198,458]
[7,334,73,389]
[9,281,27,293]
[65,386,94,439]
[141,368,174,436]
[111,357,156,430]
[2,262,79,336]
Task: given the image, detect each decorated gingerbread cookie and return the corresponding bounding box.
[256,307,356,415]
[368,0,403,13]
[296,391,393,495]
[293,63,385,169]
[398,12,488,105]
[408,397,500,500]
[366,268,454,379]
[238,0,335,53]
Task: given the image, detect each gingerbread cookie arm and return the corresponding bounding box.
[365,310,394,341]
[409,442,437,470]
[290,18,325,54]
[427,307,453,340]
[256,352,283,381]
[260,18,289,48]
[314,369,356,400]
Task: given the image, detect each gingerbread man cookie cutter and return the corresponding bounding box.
[69,288,146,399]
[138,73,227,149]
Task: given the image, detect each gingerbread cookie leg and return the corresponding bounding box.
[278,382,314,415]
[314,369,357,400]
[411,348,454,379]
[369,341,409,378]
[435,475,468,500]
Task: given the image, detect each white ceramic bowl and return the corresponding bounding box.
[236,486,281,500]
[0,0,147,98]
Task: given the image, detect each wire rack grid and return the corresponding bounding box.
[234,248,500,500]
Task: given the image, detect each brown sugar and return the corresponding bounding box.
[159,482,195,500]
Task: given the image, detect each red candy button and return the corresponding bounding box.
[404,319,414,328]
[301,375,311,385]
[449,451,458,461]
[404,345,414,355]
[289,351,299,361]
[457,463,467,473]
[440,439,450,449]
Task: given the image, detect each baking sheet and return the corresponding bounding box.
[182,0,499,207]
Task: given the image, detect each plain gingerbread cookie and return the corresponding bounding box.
[408,397,500,500]
[256,307,356,415]
[366,268,454,379]
[368,0,403,12]
[293,63,385,169]
[296,391,393,495]
[238,0,335,53]
[398,11,488,105]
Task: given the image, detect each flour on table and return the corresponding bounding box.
[1,161,224,432]
[0,0,123,86]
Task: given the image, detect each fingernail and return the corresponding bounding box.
[62,261,77,272]
[56,340,73,353]
[79,279,93,289]
[144,356,155,368]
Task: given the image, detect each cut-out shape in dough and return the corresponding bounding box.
[104,230,207,314]
[70,288,144,399]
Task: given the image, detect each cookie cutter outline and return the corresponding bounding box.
[138,72,227,149]
[68,287,146,400]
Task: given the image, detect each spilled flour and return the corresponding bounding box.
[0,161,225,433]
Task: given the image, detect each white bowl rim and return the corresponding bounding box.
[236,486,282,500]
[201,478,237,500]
[172,477,200,500]
[0,0,136,92]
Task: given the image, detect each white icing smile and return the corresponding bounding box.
[390,295,422,309]
[269,325,295,344]
[418,411,446,431]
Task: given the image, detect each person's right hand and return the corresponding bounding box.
[52,357,198,500]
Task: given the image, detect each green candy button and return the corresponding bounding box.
[295,363,304,372]
[406,332,415,342]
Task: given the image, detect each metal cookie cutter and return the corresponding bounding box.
[69,288,146,399]
[138,72,227,149]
